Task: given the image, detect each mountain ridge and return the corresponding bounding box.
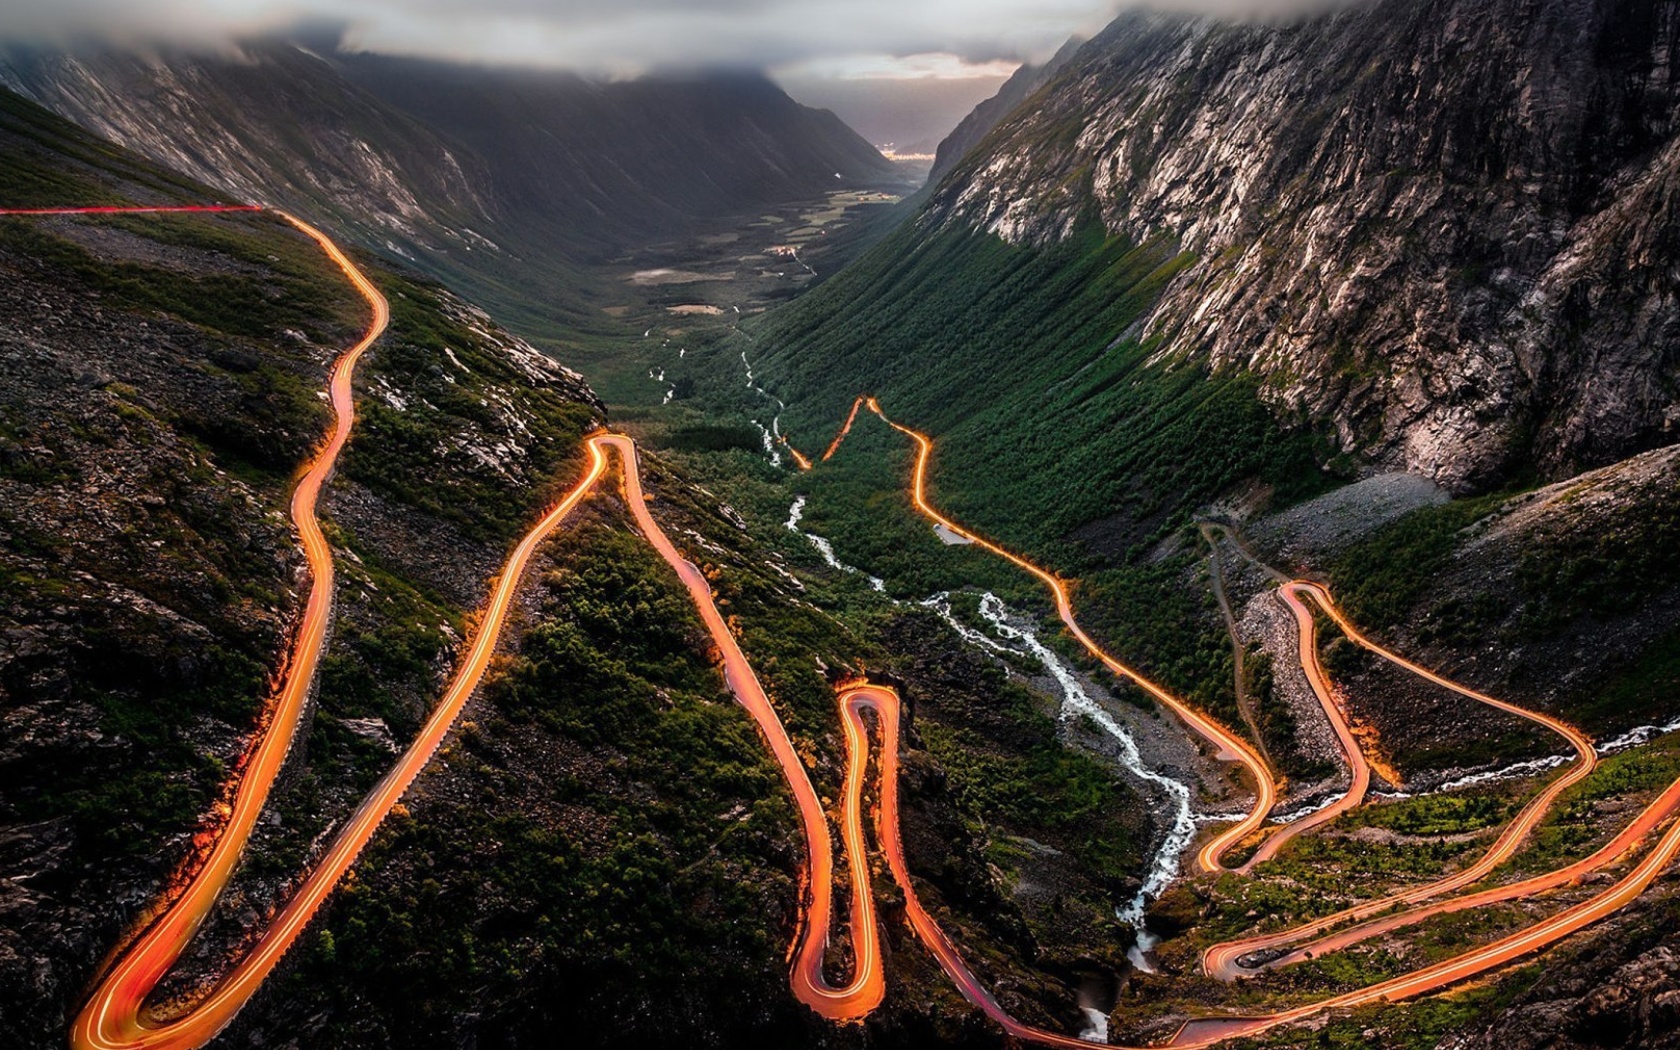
[919,0,1680,492]
[0,40,904,339]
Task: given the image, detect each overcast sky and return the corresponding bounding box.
[0,0,1352,153]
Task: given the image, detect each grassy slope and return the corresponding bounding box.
[1328,473,1680,732]
[752,220,1331,564]
[692,218,1336,746]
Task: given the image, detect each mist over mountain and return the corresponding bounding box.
[926,36,1083,185]
[0,39,904,335]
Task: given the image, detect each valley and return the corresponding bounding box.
[28,198,1680,1048]
[2,1,1680,1048]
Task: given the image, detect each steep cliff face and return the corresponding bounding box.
[926,37,1082,187]
[927,0,1680,492]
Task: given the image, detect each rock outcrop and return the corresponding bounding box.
[927,0,1680,492]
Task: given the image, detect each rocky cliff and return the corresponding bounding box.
[927,0,1680,492]
[926,36,1082,187]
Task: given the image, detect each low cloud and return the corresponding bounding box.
[1,0,1370,73]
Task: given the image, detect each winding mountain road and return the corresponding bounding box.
[19,205,603,1050]
[830,398,1278,874]
[17,203,1678,1049]
[61,208,388,1050]
[1234,582,1373,870]
[1201,582,1600,982]
[787,397,1678,1047]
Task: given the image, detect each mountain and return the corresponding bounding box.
[11,2,1680,1046]
[332,55,898,252]
[0,83,1149,1049]
[926,36,1082,186]
[758,0,1680,551]
[0,41,902,338]
[924,0,1679,492]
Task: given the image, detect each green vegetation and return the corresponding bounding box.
[0,123,621,1048]
[1080,551,1240,729]
[0,214,359,342]
[1516,481,1680,630]
[1329,493,1509,630]
[1508,732,1680,875]
[1573,623,1680,728]
[282,519,811,1047]
[0,87,211,207]
[794,411,1041,602]
[919,668,1143,883]
[751,220,1333,565]
[344,271,599,545]
[1247,646,1337,783]
[1348,792,1514,836]
[0,204,364,873]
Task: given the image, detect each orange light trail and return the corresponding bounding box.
[794,395,1674,1047]
[62,208,388,1050]
[1245,773,1680,977]
[36,204,1675,1049]
[832,675,1680,1050]
[781,437,814,472]
[820,396,867,462]
[599,434,886,1019]
[1235,582,1374,871]
[1202,581,1598,980]
[62,207,603,1050]
[849,398,1274,872]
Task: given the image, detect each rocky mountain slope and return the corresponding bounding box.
[0,87,1152,1049]
[924,0,1679,493]
[0,83,604,1042]
[334,55,897,248]
[750,0,1680,698]
[0,40,903,338]
[926,37,1082,187]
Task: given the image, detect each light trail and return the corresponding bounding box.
[598,434,886,1020]
[32,205,1670,1049]
[853,398,1274,873]
[55,206,388,1050]
[1202,582,1598,980]
[820,396,867,462]
[833,675,1680,1050]
[57,205,606,1050]
[783,394,1674,1047]
[782,438,814,472]
[1234,582,1373,870]
[1245,774,1680,976]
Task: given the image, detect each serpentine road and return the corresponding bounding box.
[11,203,1678,1048]
[794,397,1680,1046]
[832,398,1278,874]
[1200,583,1600,982]
[52,207,390,1050]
